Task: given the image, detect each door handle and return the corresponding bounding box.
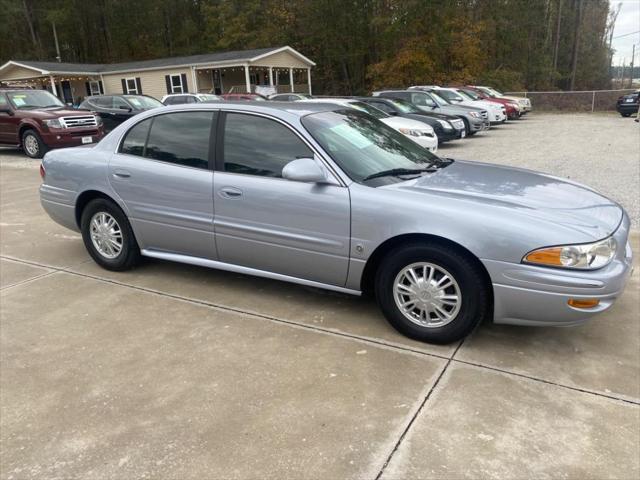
[219,187,243,199]
[113,169,131,179]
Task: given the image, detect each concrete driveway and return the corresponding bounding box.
[1,119,639,478]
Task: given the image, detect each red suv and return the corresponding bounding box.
[0,89,105,158]
[455,86,521,120]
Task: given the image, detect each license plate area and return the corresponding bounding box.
[81,136,93,144]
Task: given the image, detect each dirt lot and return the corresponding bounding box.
[1,113,639,479]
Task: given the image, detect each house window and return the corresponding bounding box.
[89,81,101,96]
[125,78,138,94]
[170,74,184,93]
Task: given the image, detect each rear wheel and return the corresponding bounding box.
[80,198,140,271]
[22,129,48,159]
[375,242,490,344]
[621,112,631,117]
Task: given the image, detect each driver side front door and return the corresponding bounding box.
[213,112,351,287]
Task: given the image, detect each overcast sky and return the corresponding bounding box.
[610,0,640,66]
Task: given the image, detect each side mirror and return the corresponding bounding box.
[119,106,132,112]
[0,107,13,116]
[282,158,329,183]
[387,110,398,116]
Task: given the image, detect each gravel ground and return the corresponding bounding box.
[439,112,640,227]
[1,112,638,226]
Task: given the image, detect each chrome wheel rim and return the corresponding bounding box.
[24,135,39,156]
[393,262,462,328]
[89,212,123,259]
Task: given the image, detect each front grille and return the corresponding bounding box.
[60,115,98,128]
[480,111,489,119]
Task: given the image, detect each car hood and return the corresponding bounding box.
[384,160,622,239]
[382,116,434,132]
[21,107,92,119]
[431,104,485,115]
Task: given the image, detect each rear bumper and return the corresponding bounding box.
[616,103,639,114]
[40,184,79,232]
[483,215,633,326]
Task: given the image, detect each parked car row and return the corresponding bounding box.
[0,83,531,158]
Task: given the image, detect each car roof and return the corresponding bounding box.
[150,101,346,117]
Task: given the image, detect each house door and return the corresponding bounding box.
[61,81,73,104]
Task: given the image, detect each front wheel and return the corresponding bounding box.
[620,112,631,117]
[22,129,48,159]
[80,198,140,271]
[375,243,490,344]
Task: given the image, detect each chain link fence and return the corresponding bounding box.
[505,89,637,112]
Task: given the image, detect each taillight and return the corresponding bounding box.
[39,163,45,180]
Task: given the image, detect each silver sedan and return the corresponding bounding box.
[39,102,633,344]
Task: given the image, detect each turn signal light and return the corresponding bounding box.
[568,298,600,309]
[524,247,563,266]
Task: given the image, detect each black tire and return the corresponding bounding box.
[459,116,471,135]
[621,112,631,117]
[80,198,140,271]
[375,242,490,344]
[21,129,48,159]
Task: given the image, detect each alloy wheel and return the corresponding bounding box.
[393,262,462,328]
[89,212,123,259]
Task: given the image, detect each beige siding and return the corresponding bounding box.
[196,70,213,92]
[250,51,310,69]
[0,64,45,81]
[101,67,193,100]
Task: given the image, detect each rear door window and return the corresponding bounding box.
[120,117,152,157]
[145,112,214,169]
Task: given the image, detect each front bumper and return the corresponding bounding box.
[411,134,438,152]
[483,214,633,326]
[469,118,491,132]
[40,128,105,148]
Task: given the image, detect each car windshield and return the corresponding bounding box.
[436,90,464,103]
[486,87,503,96]
[429,92,450,106]
[125,96,163,109]
[477,87,497,97]
[346,101,388,119]
[384,98,422,114]
[458,89,479,100]
[7,90,64,109]
[302,109,443,186]
[197,94,222,102]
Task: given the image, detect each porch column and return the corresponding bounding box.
[289,68,294,92]
[244,64,251,94]
[191,66,198,93]
[268,67,274,87]
[307,68,312,95]
[49,75,57,98]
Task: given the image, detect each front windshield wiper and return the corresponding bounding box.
[362,167,438,181]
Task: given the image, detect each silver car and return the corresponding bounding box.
[39,102,633,344]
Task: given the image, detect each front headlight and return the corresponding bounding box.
[523,237,617,270]
[94,114,103,126]
[468,111,480,118]
[43,119,63,129]
[451,119,465,129]
[436,119,453,130]
[398,127,423,137]
[508,102,520,111]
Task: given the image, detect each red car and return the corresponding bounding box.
[0,89,105,158]
[220,93,268,101]
[455,86,521,120]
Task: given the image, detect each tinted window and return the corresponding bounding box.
[113,97,130,109]
[93,96,112,107]
[120,118,152,156]
[0,94,8,107]
[223,113,312,177]
[145,112,214,169]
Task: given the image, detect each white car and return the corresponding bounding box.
[301,98,438,152]
[412,86,507,124]
[161,93,223,105]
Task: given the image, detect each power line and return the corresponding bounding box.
[612,30,640,39]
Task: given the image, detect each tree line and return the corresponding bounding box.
[1,0,616,94]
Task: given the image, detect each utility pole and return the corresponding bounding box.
[52,21,61,62]
[630,44,636,88]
